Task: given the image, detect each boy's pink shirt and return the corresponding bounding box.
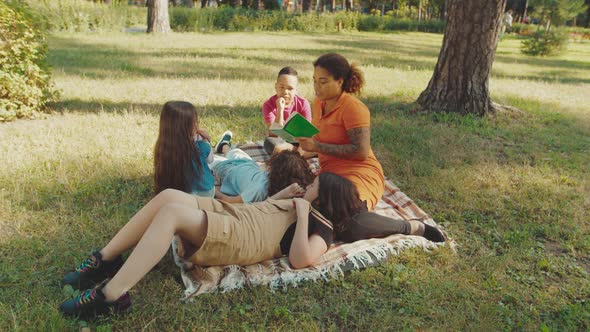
[262,95,312,124]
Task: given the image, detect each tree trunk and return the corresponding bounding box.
[147,0,171,34]
[416,0,506,116]
[418,0,422,20]
[521,0,528,23]
[302,0,311,11]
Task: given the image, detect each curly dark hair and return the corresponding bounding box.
[313,172,365,233]
[266,150,314,197]
[313,53,365,95]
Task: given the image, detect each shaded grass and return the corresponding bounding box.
[1,31,589,330]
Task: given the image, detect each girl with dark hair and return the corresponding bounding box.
[153,101,215,197]
[58,172,444,319]
[55,173,394,319]
[297,53,385,210]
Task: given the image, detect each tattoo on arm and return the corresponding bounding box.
[316,127,370,160]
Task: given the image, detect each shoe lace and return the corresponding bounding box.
[76,288,97,308]
[76,255,99,273]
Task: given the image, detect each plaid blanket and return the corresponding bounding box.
[172,142,453,300]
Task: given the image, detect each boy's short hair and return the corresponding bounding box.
[278,66,298,78]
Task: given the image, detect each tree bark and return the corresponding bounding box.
[416,0,507,116]
[147,0,171,34]
[302,0,311,11]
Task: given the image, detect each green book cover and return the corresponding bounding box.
[270,113,319,143]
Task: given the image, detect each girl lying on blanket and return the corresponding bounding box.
[59,173,444,320]
[212,133,314,204]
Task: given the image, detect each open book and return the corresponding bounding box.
[270,112,319,143]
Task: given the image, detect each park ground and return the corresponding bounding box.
[0,31,589,330]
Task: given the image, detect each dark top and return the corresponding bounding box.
[280,212,334,255]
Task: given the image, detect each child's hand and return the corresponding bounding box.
[293,197,311,216]
[196,128,211,142]
[276,97,286,111]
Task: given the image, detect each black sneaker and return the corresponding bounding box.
[59,282,131,319]
[422,222,446,243]
[214,130,232,154]
[61,251,124,290]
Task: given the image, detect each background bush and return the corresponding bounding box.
[0,1,57,121]
[170,7,362,32]
[521,30,568,56]
[24,0,145,32]
[170,7,445,33]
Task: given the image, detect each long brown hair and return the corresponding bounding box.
[312,172,365,233]
[266,150,314,197]
[153,101,202,195]
[313,53,365,95]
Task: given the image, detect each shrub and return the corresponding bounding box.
[24,0,145,32]
[0,1,58,121]
[521,30,568,56]
[170,7,360,32]
[511,23,536,35]
[357,15,383,31]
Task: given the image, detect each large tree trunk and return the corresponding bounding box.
[302,0,311,12]
[147,0,171,33]
[416,0,506,116]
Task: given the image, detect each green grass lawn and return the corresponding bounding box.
[1,31,589,330]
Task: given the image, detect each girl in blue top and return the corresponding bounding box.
[153,101,215,197]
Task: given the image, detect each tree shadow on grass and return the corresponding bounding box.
[495,54,590,71]
[49,35,313,81]
[362,95,590,180]
[54,99,163,114]
[52,98,269,138]
[48,34,442,82]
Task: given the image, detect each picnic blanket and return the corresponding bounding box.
[172,142,453,300]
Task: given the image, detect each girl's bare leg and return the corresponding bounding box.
[100,189,199,261]
[101,203,208,301]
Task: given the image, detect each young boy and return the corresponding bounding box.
[262,66,311,155]
[262,67,311,134]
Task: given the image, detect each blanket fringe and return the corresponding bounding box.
[176,235,451,300]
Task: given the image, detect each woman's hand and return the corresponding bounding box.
[296,137,318,153]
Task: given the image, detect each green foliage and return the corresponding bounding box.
[357,15,445,32]
[511,22,538,35]
[530,0,588,28]
[357,15,383,31]
[521,30,568,56]
[0,1,57,121]
[24,0,145,32]
[170,7,362,32]
[170,7,443,33]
